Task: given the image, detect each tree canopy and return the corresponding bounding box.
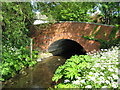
[38,2,96,22]
[35,2,119,25]
[2,2,34,48]
[97,2,120,25]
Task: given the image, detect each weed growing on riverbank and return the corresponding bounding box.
[52,45,119,88]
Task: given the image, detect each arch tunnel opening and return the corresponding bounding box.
[48,39,86,59]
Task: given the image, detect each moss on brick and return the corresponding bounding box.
[94,27,102,37]
[92,25,99,35]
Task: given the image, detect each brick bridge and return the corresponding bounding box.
[30,22,119,56]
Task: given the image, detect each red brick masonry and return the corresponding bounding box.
[30,22,119,53]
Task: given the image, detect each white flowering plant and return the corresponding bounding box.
[52,45,119,88]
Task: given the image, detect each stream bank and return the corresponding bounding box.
[2,56,66,89]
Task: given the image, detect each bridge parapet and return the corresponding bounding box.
[30,22,119,52]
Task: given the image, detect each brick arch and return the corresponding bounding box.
[48,39,86,58]
[30,22,119,52]
[47,34,99,53]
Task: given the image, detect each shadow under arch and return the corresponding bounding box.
[48,39,86,59]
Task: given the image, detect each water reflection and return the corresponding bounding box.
[2,56,66,89]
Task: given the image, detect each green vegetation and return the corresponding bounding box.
[2,2,34,48]
[37,2,95,22]
[52,55,96,82]
[83,32,119,48]
[82,24,120,49]
[1,2,38,81]
[0,46,38,81]
[83,35,120,49]
[52,45,119,88]
[108,25,119,40]
[36,2,119,25]
[97,2,120,25]
[1,2,119,87]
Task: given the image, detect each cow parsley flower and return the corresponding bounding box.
[107,76,112,80]
[91,68,96,71]
[76,77,81,80]
[105,80,110,84]
[72,80,80,85]
[111,82,118,88]
[89,72,93,75]
[98,76,105,81]
[112,74,119,79]
[108,68,114,72]
[64,79,70,83]
[85,85,92,88]
[94,72,100,77]
[99,80,105,84]
[100,72,104,76]
[114,68,118,72]
[102,86,108,88]
[90,76,96,81]
[101,67,105,70]
[80,79,85,83]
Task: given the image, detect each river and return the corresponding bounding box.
[2,56,66,89]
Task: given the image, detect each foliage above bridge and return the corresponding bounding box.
[35,2,119,25]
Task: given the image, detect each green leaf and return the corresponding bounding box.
[0,78,5,81]
[52,74,63,82]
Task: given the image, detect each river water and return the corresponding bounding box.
[2,56,66,89]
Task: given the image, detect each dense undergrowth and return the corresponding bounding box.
[52,44,119,88]
[1,46,38,81]
[1,2,38,81]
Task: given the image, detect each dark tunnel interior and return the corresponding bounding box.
[48,39,86,59]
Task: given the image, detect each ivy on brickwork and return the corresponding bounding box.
[90,25,102,39]
[108,24,120,40]
[92,26,99,35]
[82,24,120,49]
[94,27,102,37]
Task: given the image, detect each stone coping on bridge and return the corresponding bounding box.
[32,21,115,27]
[54,21,115,27]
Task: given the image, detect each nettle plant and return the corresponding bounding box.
[52,45,119,88]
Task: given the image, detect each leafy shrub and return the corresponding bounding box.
[52,55,96,82]
[1,2,38,82]
[2,2,34,48]
[0,45,38,81]
[52,45,119,88]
